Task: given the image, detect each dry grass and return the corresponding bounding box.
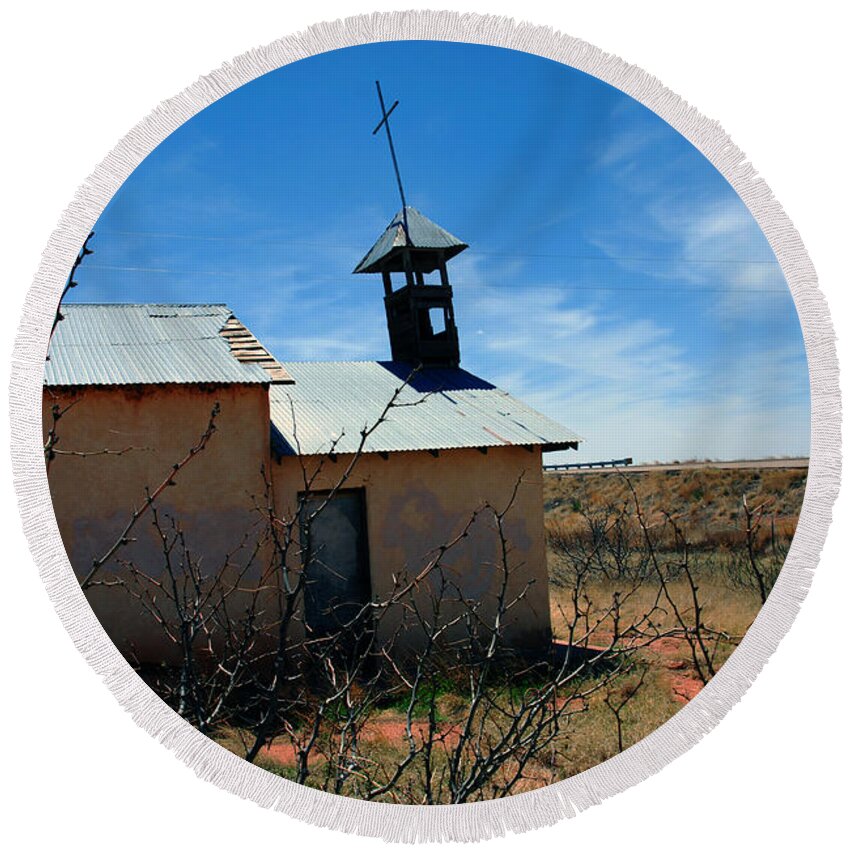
[550,577,761,646]
[544,467,806,551]
[213,467,807,800]
[214,659,687,797]
[561,665,677,773]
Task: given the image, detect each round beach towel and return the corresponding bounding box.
[9,11,840,842]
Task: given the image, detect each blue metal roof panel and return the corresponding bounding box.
[44,304,271,386]
[269,361,582,455]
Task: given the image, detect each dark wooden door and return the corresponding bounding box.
[300,489,371,640]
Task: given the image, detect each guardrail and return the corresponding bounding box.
[544,457,633,471]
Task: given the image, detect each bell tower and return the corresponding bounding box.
[353,206,467,368]
[356,82,468,369]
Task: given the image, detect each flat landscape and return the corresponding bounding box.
[216,465,807,800]
[544,465,807,751]
[548,457,809,474]
[543,464,807,548]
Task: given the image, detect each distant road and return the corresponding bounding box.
[546,458,809,475]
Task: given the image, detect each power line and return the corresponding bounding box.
[79,263,791,295]
[92,228,782,266]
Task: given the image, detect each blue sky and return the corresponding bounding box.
[69,40,809,464]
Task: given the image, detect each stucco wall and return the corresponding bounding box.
[43,383,271,659]
[44,383,553,660]
[271,445,552,653]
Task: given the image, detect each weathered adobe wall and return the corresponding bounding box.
[43,383,271,659]
[44,383,553,660]
[271,445,552,654]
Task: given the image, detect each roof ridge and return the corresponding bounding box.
[62,302,230,308]
[279,359,384,366]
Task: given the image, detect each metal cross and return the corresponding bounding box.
[372,80,411,243]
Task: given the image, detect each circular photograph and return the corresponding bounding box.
[42,40,809,803]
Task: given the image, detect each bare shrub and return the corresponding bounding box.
[50,364,796,801]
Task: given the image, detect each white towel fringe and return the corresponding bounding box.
[7,10,841,843]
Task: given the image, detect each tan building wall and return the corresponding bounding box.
[270,445,552,653]
[43,383,271,659]
[44,383,553,661]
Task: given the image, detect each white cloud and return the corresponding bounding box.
[453,252,808,464]
[266,332,384,362]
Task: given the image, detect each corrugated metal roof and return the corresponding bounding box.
[269,361,582,456]
[44,304,274,387]
[353,207,468,274]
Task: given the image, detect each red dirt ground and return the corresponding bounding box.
[262,716,463,768]
[648,636,704,703]
[260,638,704,769]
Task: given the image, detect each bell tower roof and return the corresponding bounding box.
[353,207,468,274]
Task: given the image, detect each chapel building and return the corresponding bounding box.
[43,207,581,659]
